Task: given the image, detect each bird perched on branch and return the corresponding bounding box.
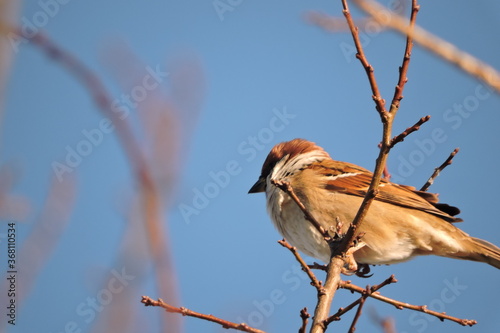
[249,138,500,274]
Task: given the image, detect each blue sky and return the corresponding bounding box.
[1,1,500,333]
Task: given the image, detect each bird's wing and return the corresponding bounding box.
[310,160,462,223]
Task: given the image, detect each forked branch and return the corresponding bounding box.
[309,1,420,332]
[389,115,430,147]
[352,0,500,93]
[326,275,397,324]
[278,239,324,292]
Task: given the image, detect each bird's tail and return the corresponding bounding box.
[462,237,500,269]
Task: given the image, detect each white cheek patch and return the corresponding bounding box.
[270,155,290,180]
[270,151,328,182]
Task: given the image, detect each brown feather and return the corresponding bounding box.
[314,159,462,223]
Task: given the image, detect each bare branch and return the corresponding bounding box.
[309,2,422,332]
[271,179,330,239]
[278,240,324,292]
[326,275,397,324]
[339,281,477,326]
[141,297,267,333]
[341,0,386,115]
[352,0,500,93]
[420,148,460,192]
[389,115,430,148]
[347,289,367,333]
[389,0,419,113]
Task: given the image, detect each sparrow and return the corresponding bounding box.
[249,138,500,273]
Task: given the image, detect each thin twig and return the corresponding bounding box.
[271,179,330,239]
[389,0,419,113]
[278,239,324,291]
[352,0,500,93]
[389,115,430,148]
[299,308,310,333]
[420,148,460,192]
[326,275,397,324]
[347,289,368,333]
[341,0,386,115]
[141,297,267,333]
[328,297,361,324]
[338,281,477,326]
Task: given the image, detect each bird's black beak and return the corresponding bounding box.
[248,177,266,193]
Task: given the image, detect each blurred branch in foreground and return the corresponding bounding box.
[0,0,20,128]
[0,175,76,332]
[1,23,204,332]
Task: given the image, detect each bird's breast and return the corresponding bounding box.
[266,186,331,261]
